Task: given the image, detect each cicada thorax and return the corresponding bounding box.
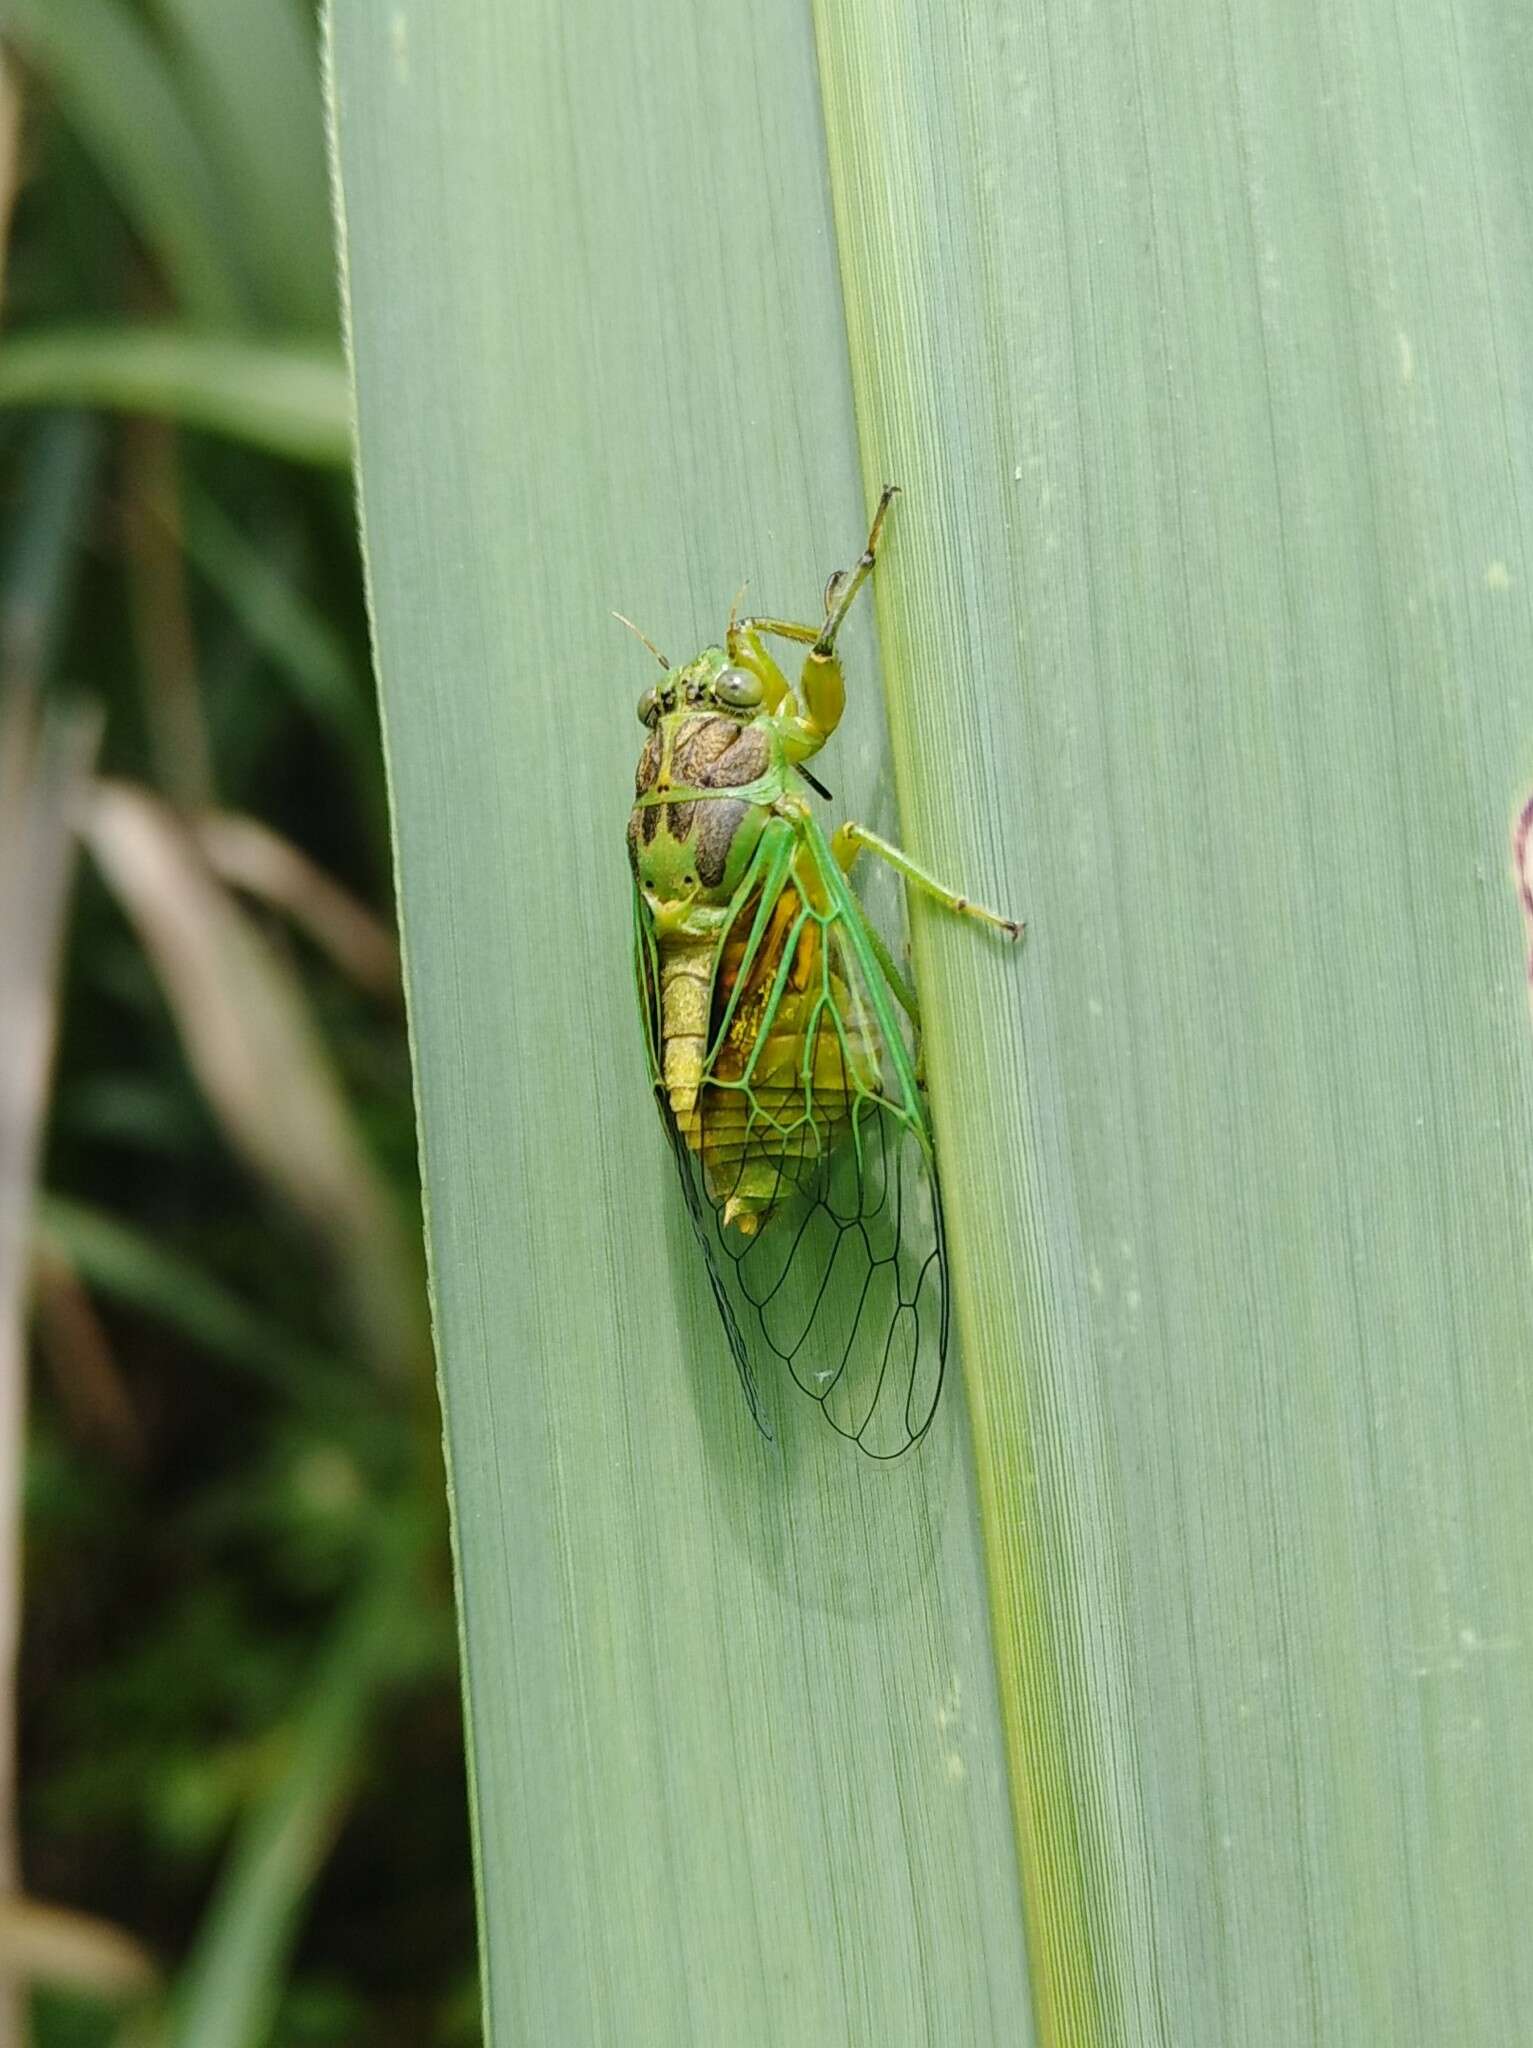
[626,711,770,907]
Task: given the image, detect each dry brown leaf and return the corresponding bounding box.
[194,809,400,1001]
[84,779,421,1379]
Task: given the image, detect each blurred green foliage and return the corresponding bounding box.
[0,2,474,2040]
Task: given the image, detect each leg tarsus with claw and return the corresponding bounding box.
[832,821,1024,941]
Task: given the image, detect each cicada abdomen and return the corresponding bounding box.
[679,880,883,1236]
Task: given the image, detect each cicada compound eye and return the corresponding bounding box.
[637,686,661,728]
[715,666,764,712]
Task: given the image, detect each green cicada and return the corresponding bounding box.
[625,488,1021,1456]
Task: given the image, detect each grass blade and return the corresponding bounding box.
[812,0,1533,2038]
[166,1558,412,2048]
[83,781,419,1381]
[0,699,98,2048]
[36,1197,349,1402]
[0,413,98,688]
[328,3,1033,2040]
[335,0,1533,2038]
[182,485,369,746]
[149,0,334,331]
[0,328,350,464]
[0,0,247,324]
[0,404,99,2048]
[0,1898,156,2009]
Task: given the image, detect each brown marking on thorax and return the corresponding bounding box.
[630,732,664,854]
[629,715,772,887]
[670,714,768,791]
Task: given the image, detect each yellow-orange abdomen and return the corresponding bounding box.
[658,903,882,1235]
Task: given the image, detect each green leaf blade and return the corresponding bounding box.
[1,0,248,324]
[331,0,1533,2040]
[815,0,1533,2041]
[327,3,1036,2042]
[149,0,336,331]
[0,328,350,464]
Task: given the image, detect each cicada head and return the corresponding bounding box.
[633,645,766,732]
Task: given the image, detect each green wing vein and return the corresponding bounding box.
[634,811,949,1458]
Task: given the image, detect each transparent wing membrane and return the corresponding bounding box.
[634,824,948,1459]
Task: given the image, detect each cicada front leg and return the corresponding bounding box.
[729,484,900,761]
[815,481,898,654]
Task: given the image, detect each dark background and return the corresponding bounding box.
[1,6,476,2040]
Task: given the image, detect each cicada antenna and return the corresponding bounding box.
[727,581,750,636]
[611,612,671,669]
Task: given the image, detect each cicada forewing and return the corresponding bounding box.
[635,814,948,1458]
